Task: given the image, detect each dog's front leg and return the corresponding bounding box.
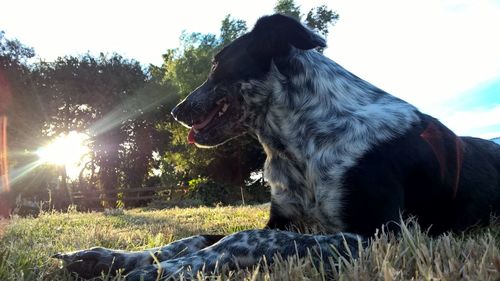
[125,229,363,281]
[53,234,223,279]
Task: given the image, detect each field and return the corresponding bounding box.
[1,205,500,281]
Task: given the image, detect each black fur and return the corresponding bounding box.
[342,113,500,236]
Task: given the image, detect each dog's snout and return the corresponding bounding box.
[171,82,211,125]
[171,102,190,125]
[171,104,181,120]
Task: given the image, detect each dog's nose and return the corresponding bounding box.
[171,104,181,120]
[171,102,191,127]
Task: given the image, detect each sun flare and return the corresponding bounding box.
[36,131,90,178]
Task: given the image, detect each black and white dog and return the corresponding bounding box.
[56,14,500,280]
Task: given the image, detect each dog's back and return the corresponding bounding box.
[335,111,500,235]
[462,137,500,174]
[457,137,500,227]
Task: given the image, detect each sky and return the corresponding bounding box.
[1,0,499,138]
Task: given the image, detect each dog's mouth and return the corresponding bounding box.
[187,97,231,144]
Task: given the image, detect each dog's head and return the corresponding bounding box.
[171,14,325,147]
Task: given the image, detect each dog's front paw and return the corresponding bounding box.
[125,265,162,281]
[53,247,140,279]
[126,261,188,281]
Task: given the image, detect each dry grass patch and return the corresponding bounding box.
[0,206,499,280]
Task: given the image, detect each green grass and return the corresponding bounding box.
[1,205,500,280]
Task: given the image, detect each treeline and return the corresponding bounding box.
[0,0,338,210]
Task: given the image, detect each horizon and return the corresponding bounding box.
[1,0,499,138]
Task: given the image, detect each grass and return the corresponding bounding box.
[0,205,499,280]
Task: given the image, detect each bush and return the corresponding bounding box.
[187,177,231,205]
[243,181,270,204]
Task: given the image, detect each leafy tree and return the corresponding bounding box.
[220,15,248,45]
[1,31,41,154]
[163,33,219,97]
[32,54,177,206]
[0,31,35,65]
[0,32,59,211]
[154,16,262,199]
[274,0,301,19]
[274,0,339,51]
[305,5,339,39]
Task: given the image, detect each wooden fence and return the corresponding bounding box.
[71,186,185,205]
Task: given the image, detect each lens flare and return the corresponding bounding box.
[36,131,90,179]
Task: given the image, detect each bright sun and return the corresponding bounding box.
[36,131,90,179]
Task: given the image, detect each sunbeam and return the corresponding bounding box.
[8,160,44,186]
[89,90,175,136]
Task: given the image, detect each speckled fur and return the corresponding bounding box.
[246,52,419,232]
[123,230,361,280]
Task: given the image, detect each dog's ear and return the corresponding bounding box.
[248,14,326,62]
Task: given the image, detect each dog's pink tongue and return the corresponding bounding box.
[188,128,196,144]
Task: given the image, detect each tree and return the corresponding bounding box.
[154,16,263,202]
[220,15,248,45]
[305,5,339,39]
[1,31,41,155]
[274,0,301,19]
[0,32,58,212]
[33,54,177,206]
[274,0,339,51]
